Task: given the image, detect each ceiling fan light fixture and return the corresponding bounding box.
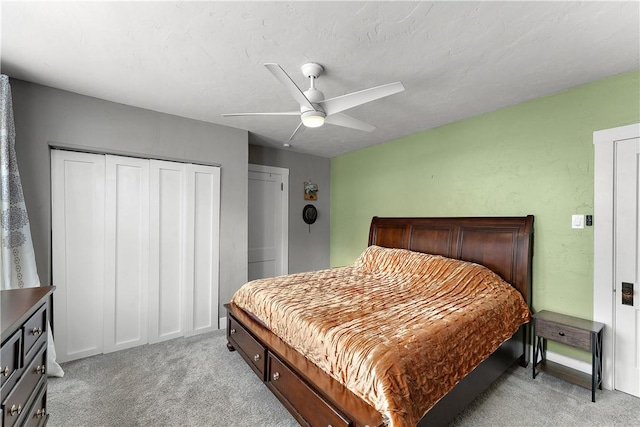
[301,110,326,128]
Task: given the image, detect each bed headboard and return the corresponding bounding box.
[368,216,534,307]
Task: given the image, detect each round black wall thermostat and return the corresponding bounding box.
[302,204,318,225]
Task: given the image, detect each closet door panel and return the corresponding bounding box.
[103,155,150,353]
[149,160,187,343]
[185,164,220,336]
[51,150,105,363]
[52,150,222,359]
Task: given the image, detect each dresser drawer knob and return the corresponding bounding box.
[1,366,9,376]
[9,404,22,416]
[253,354,261,362]
[36,365,46,375]
[30,327,43,336]
[230,328,236,335]
[272,372,280,381]
[35,408,46,418]
[558,332,565,336]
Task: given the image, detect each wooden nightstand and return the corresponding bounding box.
[532,310,605,402]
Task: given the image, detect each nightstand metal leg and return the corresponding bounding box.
[597,331,603,390]
[591,332,596,402]
[533,335,545,379]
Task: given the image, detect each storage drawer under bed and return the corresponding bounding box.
[228,316,267,379]
[267,353,351,427]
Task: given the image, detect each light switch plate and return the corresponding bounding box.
[572,214,585,229]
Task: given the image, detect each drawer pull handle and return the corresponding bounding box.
[230,328,236,335]
[35,408,46,418]
[36,365,46,375]
[272,372,280,381]
[1,366,9,376]
[9,404,22,416]
[253,354,261,362]
[558,332,565,337]
[31,327,43,336]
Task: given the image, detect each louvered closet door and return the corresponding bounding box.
[103,155,150,353]
[51,150,106,363]
[148,160,187,344]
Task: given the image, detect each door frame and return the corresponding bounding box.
[593,122,640,390]
[248,164,289,276]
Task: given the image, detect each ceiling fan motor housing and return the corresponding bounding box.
[301,88,325,113]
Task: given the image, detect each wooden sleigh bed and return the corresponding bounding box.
[225,216,534,426]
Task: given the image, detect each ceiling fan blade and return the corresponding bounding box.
[289,122,304,141]
[319,82,405,116]
[324,113,376,132]
[221,112,300,117]
[264,63,315,111]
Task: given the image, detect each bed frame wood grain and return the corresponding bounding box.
[226,215,534,427]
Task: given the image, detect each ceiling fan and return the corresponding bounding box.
[222,62,405,141]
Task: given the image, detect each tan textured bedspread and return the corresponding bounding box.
[231,245,530,426]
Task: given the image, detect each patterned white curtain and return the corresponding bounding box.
[0,75,64,377]
[1,75,41,290]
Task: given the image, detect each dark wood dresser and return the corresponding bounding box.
[1,286,54,427]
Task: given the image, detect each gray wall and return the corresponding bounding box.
[248,143,330,273]
[10,78,248,315]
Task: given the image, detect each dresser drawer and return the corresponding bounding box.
[22,305,47,362]
[2,344,47,427]
[1,331,22,395]
[21,382,47,427]
[268,353,350,427]
[228,316,266,378]
[535,319,591,351]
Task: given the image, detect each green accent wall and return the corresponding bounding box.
[331,70,640,360]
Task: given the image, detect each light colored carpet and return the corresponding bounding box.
[48,330,640,426]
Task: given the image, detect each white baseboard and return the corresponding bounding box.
[219,316,227,330]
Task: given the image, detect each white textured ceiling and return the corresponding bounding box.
[2,1,639,158]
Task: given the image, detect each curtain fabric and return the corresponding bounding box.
[0,74,40,290]
[1,75,64,377]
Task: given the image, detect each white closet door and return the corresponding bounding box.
[148,160,187,343]
[103,155,150,353]
[51,150,105,363]
[185,164,220,336]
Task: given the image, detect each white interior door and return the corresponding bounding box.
[248,165,289,281]
[51,150,105,363]
[103,155,150,353]
[614,137,640,397]
[149,160,187,343]
[185,164,220,336]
